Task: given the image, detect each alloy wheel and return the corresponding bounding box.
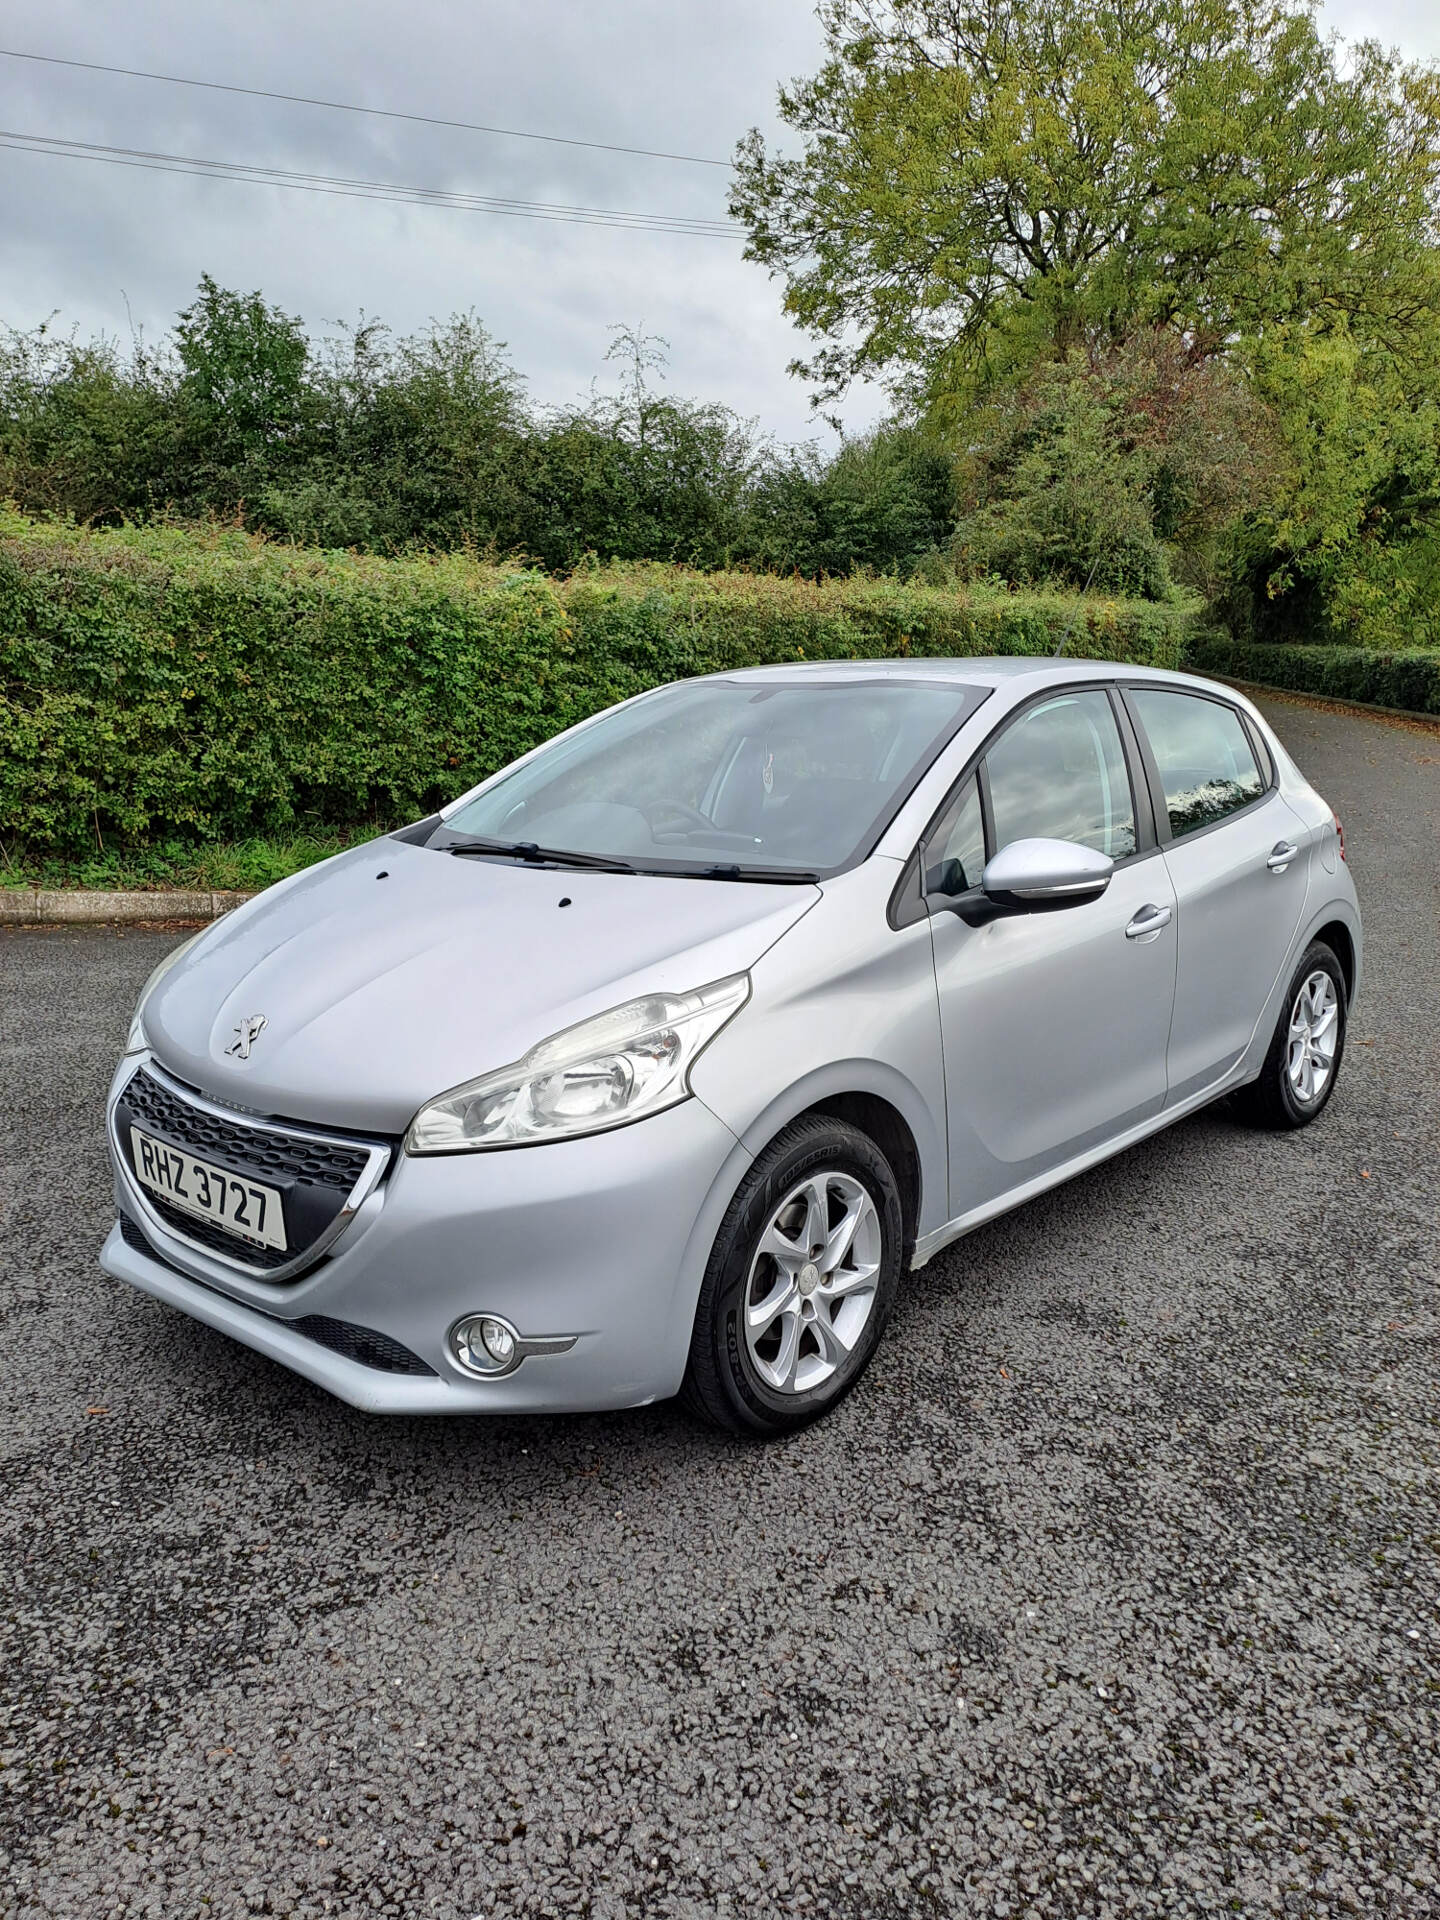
[742,1171,882,1395]
[1286,969,1339,1104]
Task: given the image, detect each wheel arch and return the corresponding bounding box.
[1313,918,1356,1006]
[716,1059,942,1258]
[801,1092,922,1264]
[1238,895,1363,1084]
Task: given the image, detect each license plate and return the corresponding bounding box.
[130,1127,287,1251]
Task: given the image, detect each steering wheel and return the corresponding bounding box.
[645,800,715,837]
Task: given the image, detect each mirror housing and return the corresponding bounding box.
[982,837,1114,902]
[928,837,1114,925]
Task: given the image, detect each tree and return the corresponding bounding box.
[173,275,310,496]
[1221,321,1440,646]
[522,329,759,568]
[945,330,1285,596]
[731,0,1440,409]
[0,320,174,522]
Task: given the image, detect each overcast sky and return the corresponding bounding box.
[1,1,1436,447]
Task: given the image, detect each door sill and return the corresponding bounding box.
[911,1069,1247,1270]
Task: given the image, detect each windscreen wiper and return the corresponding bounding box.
[447,838,635,874]
[446,838,815,883]
[695,864,821,884]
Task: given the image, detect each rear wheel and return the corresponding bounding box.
[1234,941,1347,1130]
[680,1116,903,1436]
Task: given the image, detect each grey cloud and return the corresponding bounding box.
[0,0,881,441]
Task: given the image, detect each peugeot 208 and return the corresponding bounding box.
[102,659,1361,1434]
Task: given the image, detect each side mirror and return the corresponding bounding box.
[982,837,1114,905]
[928,837,1113,924]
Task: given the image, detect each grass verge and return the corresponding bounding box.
[0,830,368,894]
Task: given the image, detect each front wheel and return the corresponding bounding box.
[1234,940,1347,1130]
[680,1116,903,1436]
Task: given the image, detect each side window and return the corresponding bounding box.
[1130,690,1263,838]
[924,775,985,894]
[984,692,1137,859]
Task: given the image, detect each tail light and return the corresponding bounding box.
[1331,808,1346,862]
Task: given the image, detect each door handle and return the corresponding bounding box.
[1125,903,1172,941]
[1267,841,1299,872]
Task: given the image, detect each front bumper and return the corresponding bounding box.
[101,1064,749,1415]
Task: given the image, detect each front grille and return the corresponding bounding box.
[114,1066,388,1279]
[117,1211,434,1376]
[122,1069,372,1190]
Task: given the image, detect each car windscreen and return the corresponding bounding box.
[435,677,987,878]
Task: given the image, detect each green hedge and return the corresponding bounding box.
[1187,632,1440,716]
[1,512,1193,853]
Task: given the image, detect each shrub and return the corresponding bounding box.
[1187,631,1440,715]
[951,374,1172,599]
[945,338,1285,602]
[0,294,961,579]
[742,427,956,578]
[0,513,1193,854]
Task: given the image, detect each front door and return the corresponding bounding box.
[927,688,1179,1222]
[1124,687,1312,1104]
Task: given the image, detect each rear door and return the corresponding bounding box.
[1123,686,1311,1104]
[926,686,1179,1221]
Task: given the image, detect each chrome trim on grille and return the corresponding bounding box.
[108,1054,392,1285]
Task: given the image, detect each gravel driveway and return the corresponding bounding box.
[2,692,1436,1919]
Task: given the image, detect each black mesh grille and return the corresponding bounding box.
[116,1212,434,1376]
[122,1070,372,1190]
[289,1316,435,1376]
[120,1210,156,1258]
[115,1068,388,1278]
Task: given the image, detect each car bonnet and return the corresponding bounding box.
[139,838,819,1133]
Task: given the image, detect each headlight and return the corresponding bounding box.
[405,972,750,1154]
[124,929,207,1053]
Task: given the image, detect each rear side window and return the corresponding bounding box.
[1130,690,1264,838]
[984,691,1137,860]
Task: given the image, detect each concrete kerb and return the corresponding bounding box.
[0,890,255,926]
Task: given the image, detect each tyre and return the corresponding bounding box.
[1234,940,1347,1130]
[680,1115,903,1436]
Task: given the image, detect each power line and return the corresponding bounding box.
[0,129,741,235]
[0,46,733,169]
[0,132,737,233]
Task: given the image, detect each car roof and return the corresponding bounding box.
[700,656,1212,693]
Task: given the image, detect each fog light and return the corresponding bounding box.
[479,1316,515,1365]
[449,1312,522,1378]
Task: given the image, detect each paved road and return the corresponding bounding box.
[2,694,1437,1919]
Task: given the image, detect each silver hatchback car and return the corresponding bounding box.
[103,659,1361,1434]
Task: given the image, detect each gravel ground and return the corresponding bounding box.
[1,693,1436,1919]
